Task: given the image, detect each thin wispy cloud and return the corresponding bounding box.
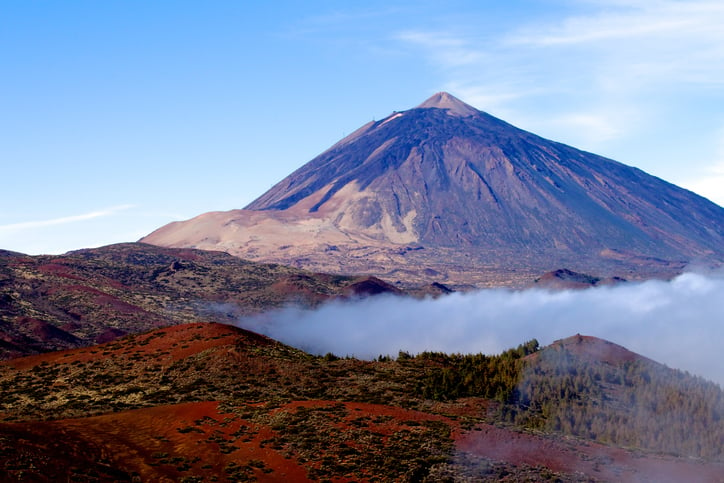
[0,205,135,234]
[394,0,724,160]
[288,5,412,40]
[530,96,644,150]
[511,12,699,47]
[395,31,486,68]
[680,126,724,206]
[506,1,724,88]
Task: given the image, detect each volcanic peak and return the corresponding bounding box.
[142,92,724,287]
[416,91,479,117]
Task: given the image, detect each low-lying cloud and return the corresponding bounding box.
[238,271,724,386]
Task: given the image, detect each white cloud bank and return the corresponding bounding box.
[238,271,724,386]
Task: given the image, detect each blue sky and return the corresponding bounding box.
[2,0,724,255]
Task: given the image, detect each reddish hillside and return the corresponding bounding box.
[1,323,722,481]
[1,401,310,482]
[0,243,394,359]
[5,321,250,371]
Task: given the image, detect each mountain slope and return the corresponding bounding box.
[1,323,722,481]
[142,93,724,287]
[0,243,398,359]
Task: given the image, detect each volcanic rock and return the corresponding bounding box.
[533,268,627,289]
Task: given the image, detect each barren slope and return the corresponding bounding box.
[0,243,399,359]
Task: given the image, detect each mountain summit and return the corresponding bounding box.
[416,92,479,116]
[142,93,724,287]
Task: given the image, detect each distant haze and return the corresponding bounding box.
[238,270,724,386]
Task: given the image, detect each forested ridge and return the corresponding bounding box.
[414,335,724,461]
[515,339,724,459]
[412,339,539,402]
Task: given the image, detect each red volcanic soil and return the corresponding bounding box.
[457,424,724,482]
[4,322,721,481]
[0,401,309,482]
[0,399,457,482]
[5,322,256,370]
[15,316,79,344]
[36,262,84,281]
[94,326,128,344]
[268,276,330,303]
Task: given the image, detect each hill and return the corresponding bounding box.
[142,92,724,287]
[533,268,626,289]
[0,243,399,359]
[1,323,722,481]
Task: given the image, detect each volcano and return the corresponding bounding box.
[142,93,724,287]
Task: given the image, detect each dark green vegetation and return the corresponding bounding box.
[515,335,724,459]
[415,339,540,402]
[0,243,399,358]
[413,335,724,460]
[0,323,510,424]
[1,324,722,481]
